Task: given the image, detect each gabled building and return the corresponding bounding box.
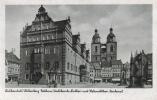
[111,60,123,83]
[20,5,91,85]
[101,67,112,82]
[5,50,20,82]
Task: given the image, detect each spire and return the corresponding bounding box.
[130,52,133,63]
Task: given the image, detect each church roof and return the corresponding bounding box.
[107,27,116,42]
[107,33,115,39]
[111,60,122,65]
[92,29,100,39]
[38,5,46,13]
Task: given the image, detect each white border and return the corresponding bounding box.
[0,0,157,100]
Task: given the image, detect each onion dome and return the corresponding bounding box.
[38,5,46,14]
[107,28,116,43]
[92,29,100,43]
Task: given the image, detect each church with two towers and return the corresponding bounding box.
[91,28,117,67]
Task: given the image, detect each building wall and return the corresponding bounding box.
[20,42,64,83]
[5,51,20,82]
[65,43,90,84]
[106,42,117,62]
[7,62,20,81]
[89,67,95,81]
[101,67,112,80]
[112,64,122,81]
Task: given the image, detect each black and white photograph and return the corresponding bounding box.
[5,5,152,88]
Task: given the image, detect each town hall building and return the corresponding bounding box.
[20,5,91,85]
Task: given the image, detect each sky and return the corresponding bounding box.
[5,5,152,63]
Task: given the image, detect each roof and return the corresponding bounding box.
[111,60,122,65]
[107,28,116,42]
[5,51,20,64]
[101,61,111,67]
[91,62,101,69]
[54,20,68,29]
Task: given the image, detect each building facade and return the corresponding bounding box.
[5,50,20,82]
[101,67,112,82]
[89,64,95,83]
[20,5,91,85]
[111,60,122,83]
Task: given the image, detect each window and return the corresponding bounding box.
[71,64,73,71]
[76,66,77,72]
[110,45,113,52]
[34,48,37,53]
[54,61,59,71]
[54,47,59,54]
[46,25,49,29]
[32,37,35,41]
[51,34,54,39]
[42,36,46,40]
[25,63,29,70]
[67,62,70,70]
[55,33,57,39]
[45,62,50,70]
[45,48,48,54]
[54,47,56,54]
[95,46,97,52]
[25,74,29,80]
[36,37,39,41]
[37,48,40,53]
[47,35,51,40]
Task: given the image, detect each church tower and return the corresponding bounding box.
[106,28,117,62]
[91,29,101,62]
